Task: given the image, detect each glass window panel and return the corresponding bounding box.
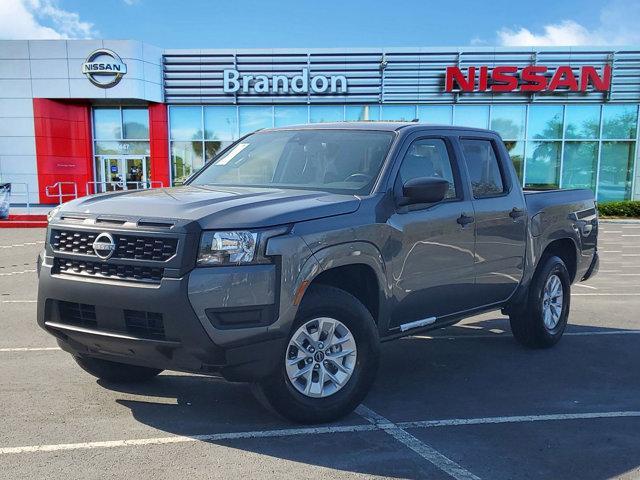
[204,106,238,141]
[309,105,344,123]
[460,139,505,197]
[399,139,458,199]
[169,106,202,140]
[454,105,489,129]
[504,141,524,182]
[417,105,452,125]
[239,106,273,136]
[204,141,233,162]
[524,141,561,189]
[94,141,150,155]
[491,105,525,139]
[602,104,638,140]
[171,141,204,185]
[381,105,415,121]
[562,141,598,191]
[345,105,380,121]
[93,108,121,140]
[564,105,600,139]
[122,108,149,139]
[598,141,636,201]
[274,105,308,126]
[527,105,563,139]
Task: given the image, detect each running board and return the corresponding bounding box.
[399,317,436,332]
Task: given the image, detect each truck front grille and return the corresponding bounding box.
[51,230,178,262]
[58,301,97,328]
[54,258,163,283]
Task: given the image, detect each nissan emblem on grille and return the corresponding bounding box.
[92,233,116,260]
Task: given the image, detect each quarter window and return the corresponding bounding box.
[398,139,457,199]
[461,139,505,198]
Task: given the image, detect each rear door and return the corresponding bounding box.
[386,134,477,328]
[458,136,527,305]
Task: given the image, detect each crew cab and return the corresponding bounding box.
[38,123,599,423]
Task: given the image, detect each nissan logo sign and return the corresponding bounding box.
[92,232,116,259]
[82,49,127,88]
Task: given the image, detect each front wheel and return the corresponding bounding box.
[74,355,163,383]
[254,285,380,424]
[510,255,571,348]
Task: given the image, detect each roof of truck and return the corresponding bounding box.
[260,121,499,135]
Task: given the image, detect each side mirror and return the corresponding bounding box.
[401,177,449,205]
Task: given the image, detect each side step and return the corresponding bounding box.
[399,317,436,332]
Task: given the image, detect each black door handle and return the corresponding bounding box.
[509,207,525,219]
[457,213,475,226]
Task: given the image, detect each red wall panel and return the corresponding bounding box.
[33,99,93,204]
[149,103,170,188]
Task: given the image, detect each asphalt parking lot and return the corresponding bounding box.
[1,223,639,480]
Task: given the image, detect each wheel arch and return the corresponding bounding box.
[293,242,390,330]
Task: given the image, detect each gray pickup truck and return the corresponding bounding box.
[38,122,599,423]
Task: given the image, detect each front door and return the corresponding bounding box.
[97,156,148,192]
[387,137,476,329]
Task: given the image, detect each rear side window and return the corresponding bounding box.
[460,139,506,198]
[398,138,458,199]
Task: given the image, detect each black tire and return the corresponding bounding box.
[254,284,380,424]
[74,355,163,383]
[510,255,571,348]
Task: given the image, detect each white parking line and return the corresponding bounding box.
[0,269,36,277]
[0,347,60,352]
[573,293,640,296]
[2,409,639,464]
[1,300,37,303]
[356,405,480,480]
[397,411,640,429]
[0,241,44,249]
[575,283,597,290]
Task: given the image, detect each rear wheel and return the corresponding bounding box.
[510,255,571,348]
[74,355,163,383]
[254,284,380,424]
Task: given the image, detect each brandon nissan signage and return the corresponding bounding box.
[445,65,612,93]
[82,49,127,88]
[223,68,348,95]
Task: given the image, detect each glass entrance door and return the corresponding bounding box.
[97,156,149,192]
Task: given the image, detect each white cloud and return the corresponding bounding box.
[0,0,95,40]
[493,0,640,47]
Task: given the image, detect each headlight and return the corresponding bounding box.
[197,231,259,266]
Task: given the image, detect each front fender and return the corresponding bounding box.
[291,241,392,335]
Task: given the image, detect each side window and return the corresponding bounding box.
[460,139,505,198]
[398,139,457,199]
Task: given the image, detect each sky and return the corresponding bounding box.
[0,0,639,48]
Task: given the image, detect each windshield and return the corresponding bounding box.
[189,129,395,195]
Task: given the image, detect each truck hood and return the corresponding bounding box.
[60,185,361,229]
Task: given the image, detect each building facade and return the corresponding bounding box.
[0,39,639,205]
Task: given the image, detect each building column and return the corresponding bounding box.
[33,99,93,204]
[149,103,170,188]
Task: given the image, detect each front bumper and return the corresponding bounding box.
[37,263,287,381]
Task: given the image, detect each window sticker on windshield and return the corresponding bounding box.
[215,143,249,165]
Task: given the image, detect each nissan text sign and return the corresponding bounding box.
[445,65,611,93]
[223,68,348,95]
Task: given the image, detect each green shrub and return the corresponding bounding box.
[598,200,640,218]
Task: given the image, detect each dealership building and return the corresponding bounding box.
[0,39,639,205]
